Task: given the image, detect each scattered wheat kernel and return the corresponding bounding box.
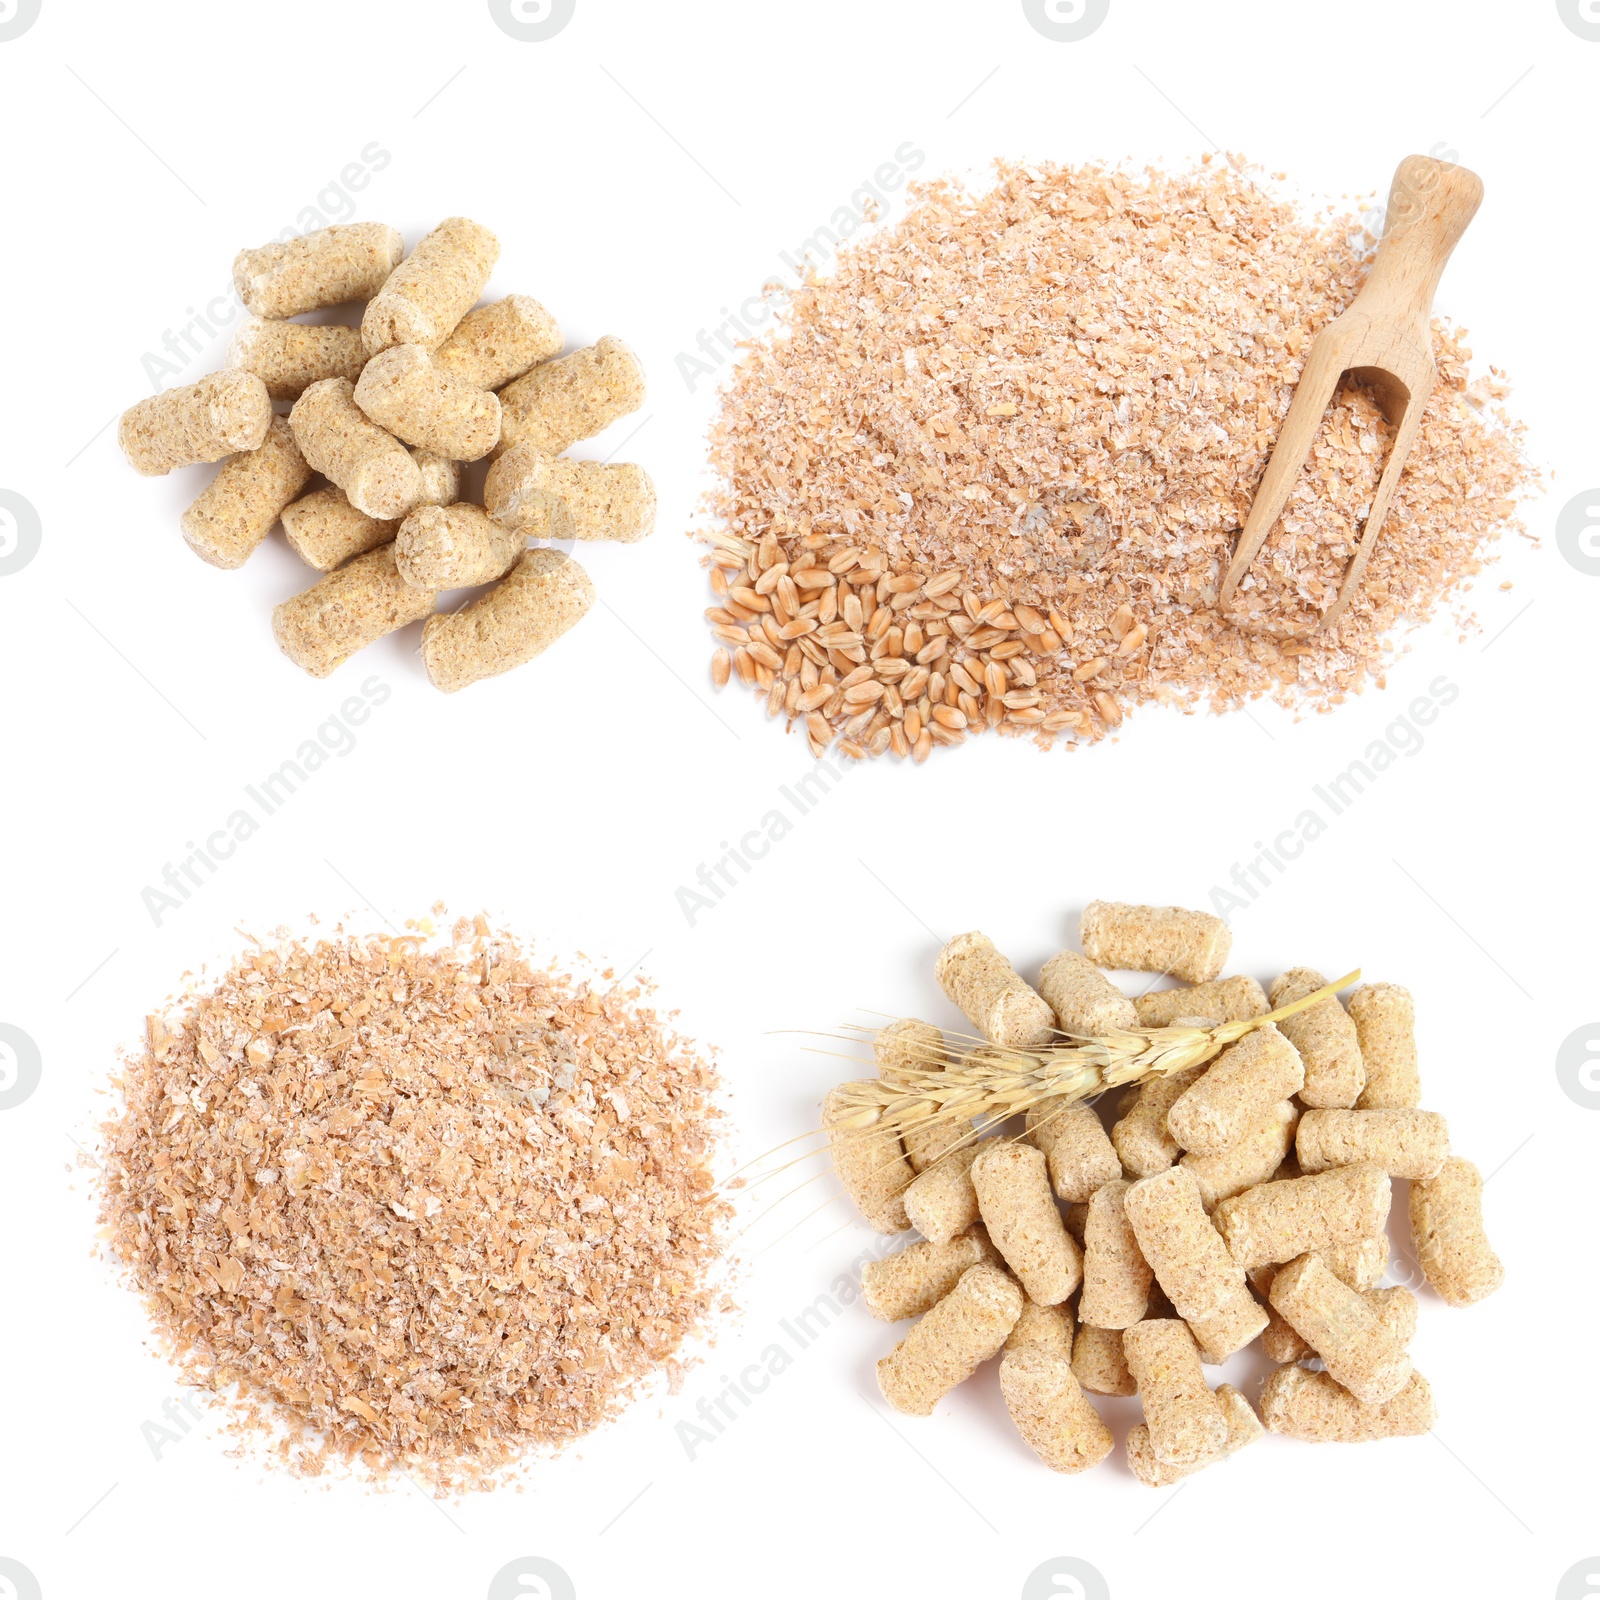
[362,216,500,354]
[1260,1366,1437,1443]
[432,295,563,390]
[1079,1179,1153,1329]
[1347,983,1422,1109]
[272,543,438,678]
[233,222,404,318]
[289,377,423,520]
[935,931,1055,1049]
[119,370,271,477]
[1213,1163,1391,1272]
[1123,1318,1227,1468]
[354,344,502,461]
[862,1231,997,1322]
[876,1263,1022,1417]
[711,649,732,688]
[1000,1348,1115,1474]
[180,416,311,569]
[1167,1023,1305,1157]
[1079,901,1231,984]
[971,1142,1082,1306]
[1025,1100,1121,1203]
[1409,1157,1504,1307]
[1270,968,1366,1107]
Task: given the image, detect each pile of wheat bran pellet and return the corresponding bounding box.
[698,157,1535,759]
[97,919,729,1491]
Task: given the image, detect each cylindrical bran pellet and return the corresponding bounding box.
[271,544,438,679]
[1025,1100,1120,1202]
[1296,1109,1450,1179]
[1167,1023,1306,1157]
[1005,1296,1076,1359]
[361,216,500,354]
[496,336,646,458]
[861,1231,994,1322]
[1180,1101,1298,1210]
[1122,1319,1227,1467]
[1264,1283,1419,1363]
[935,932,1055,1049]
[1072,1322,1136,1396]
[354,344,502,461]
[1259,1365,1437,1442]
[1348,983,1422,1109]
[876,1263,1021,1416]
[1122,1167,1265,1356]
[1078,901,1231,984]
[233,222,404,318]
[180,416,311,569]
[1213,1163,1391,1272]
[1409,1157,1504,1307]
[821,1083,913,1234]
[1134,976,1270,1027]
[433,295,563,391]
[412,449,459,509]
[1126,1384,1262,1487]
[289,377,423,520]
[484,443,657,543]
[228,314,368,401]
[874,1019,952,1173]
[999,1348,1115,1474]
[1270,969,1366,1108]
[421,548,594,693]
[1112,1062,1207,1177]
[282,451,456,573]
[1036,950,1138,1036]
[1079,1179,1152,1329]
[903,1141,986,1244]
[1269,1253,1412,1404]
[396,503,524,589]
[118,370,272,476]
[1188,1295,1276,1366]
[1254,1235,1389,1297]
[971,1142,1082,1306]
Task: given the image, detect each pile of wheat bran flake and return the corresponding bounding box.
[97,919,729,1491]
[699,156,1535,759]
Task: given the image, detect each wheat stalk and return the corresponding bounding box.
[829,969,1361,1146]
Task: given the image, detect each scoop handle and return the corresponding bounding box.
[1355,156,1483,327]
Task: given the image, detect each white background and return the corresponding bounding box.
[1,2,1596,1597]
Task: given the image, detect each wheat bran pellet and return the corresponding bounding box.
[434,295,563,390]
[1260,1366,1437,1443]
[1080,902,1231,984]
[1409,1157,1504,1307]
[282,452,458,573]
[1134,977,1270,1028]
[971,1142,1082,1305]
[822,1083,913,1234]
[1261,1281,1419,1364]
[355,344,502,461]
[1180,1100,1298,1210]
[1005,1296,1076,1359]
[1072,1321,1136,1396]
[229,314,369,401]
[877,1263,1021,1416]
[119,369,272,476]
[698,159,1534,759]
[485,443,657,543]
[1269,1253,1412,1404]
[1111,1062,1207,1178]
[1296,1109,1450,1179]
[903,1140,987,1244]
[233,222,404,318]
[180,416,311,569]
[1188,1295,1276,1366]
[396,503,525,589]
[936,932,1055,1049]
[1079,1179,1152,1329]
[421,548,595,693]
[362,216,500,354]
[289,377,423,520]
[861,1231,995,1322]
[1167,1023,1305,1157]
[1348,983,1422,1109]
[1127,1384,1262,1487]
[999,1347,1114,1473]
[1214,1163,1391,1271]
[1036,950,1138,1036]
[874,1019,952,1172]
[272,543,439,678]
[1123,1319,1227,1468]
[1025,1099,1121,1202]
[96,922,728,1490]
[1270,969,1366,1108]
[497,336,646,458]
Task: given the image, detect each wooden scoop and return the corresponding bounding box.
[1219,155,1484,633]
